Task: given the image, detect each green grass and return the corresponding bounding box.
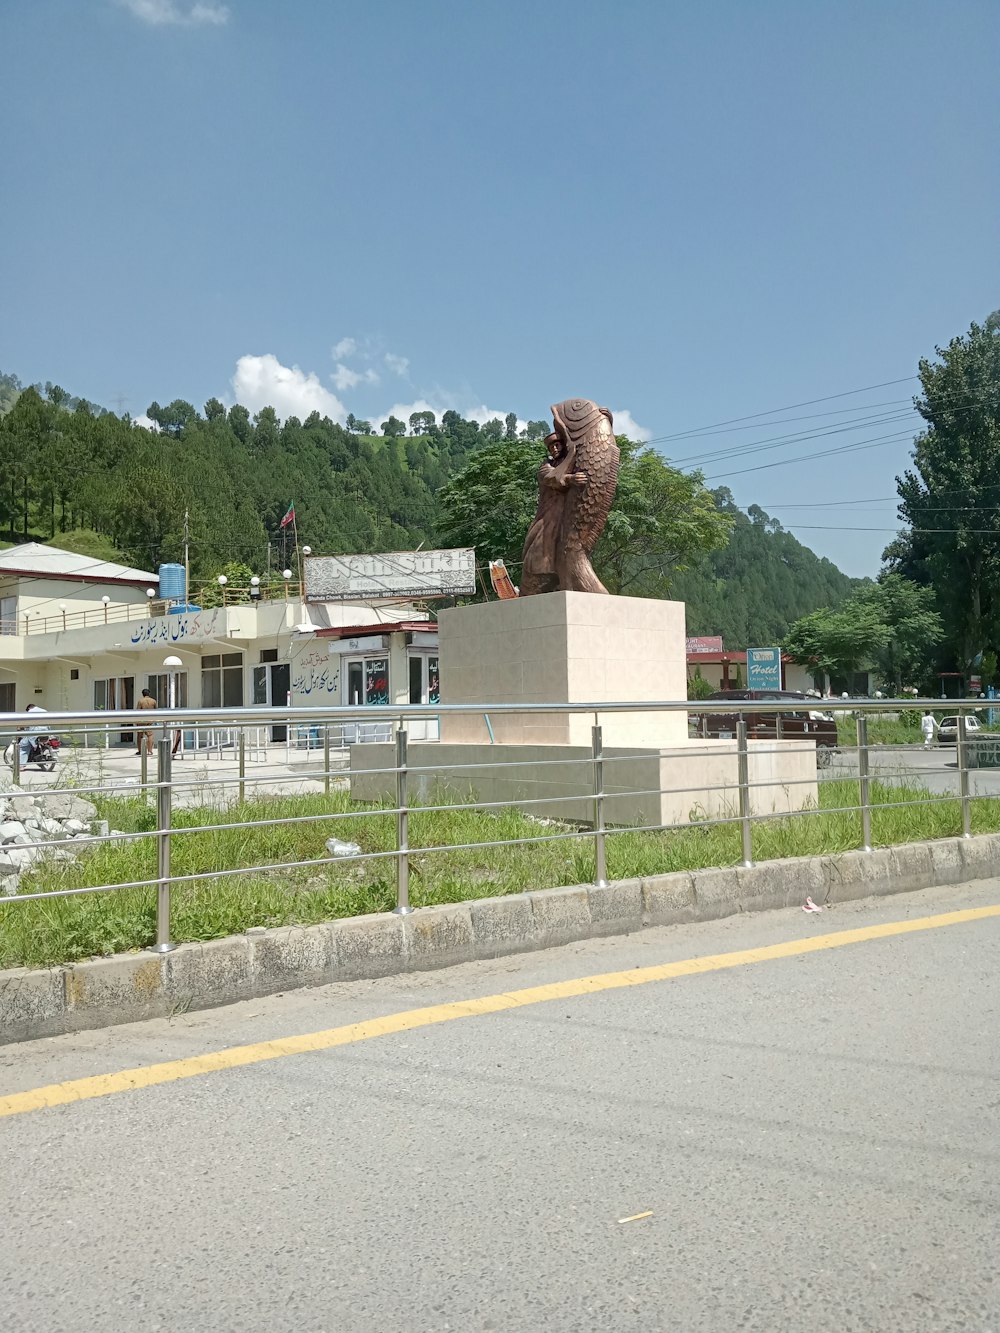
[0,779,995,970]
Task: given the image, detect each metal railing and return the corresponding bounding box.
[0,697,992,955]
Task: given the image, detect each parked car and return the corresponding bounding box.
[936,715,982,744]
[691,690,839,767]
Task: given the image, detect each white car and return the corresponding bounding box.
[936,715,982,744]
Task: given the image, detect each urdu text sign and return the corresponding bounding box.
[747,647,782,691]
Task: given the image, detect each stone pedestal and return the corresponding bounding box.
[437,592,688,747]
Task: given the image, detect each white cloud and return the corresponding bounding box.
[231,354,346,424]
[332,363,378,391]
[119,0,229,25]
[331,364,362,392]
[332,337,357,359]
[132,413,160,432]
[384,353,410,378]
[608,407,651,442]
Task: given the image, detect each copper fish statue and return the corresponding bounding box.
[520,398,620,595]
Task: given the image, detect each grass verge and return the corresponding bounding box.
[0,778,994,970]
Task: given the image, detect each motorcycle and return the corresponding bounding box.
[3,735,60,773]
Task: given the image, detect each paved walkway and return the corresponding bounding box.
[8,740,351,806]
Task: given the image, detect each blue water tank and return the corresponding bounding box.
[158,563,186,602]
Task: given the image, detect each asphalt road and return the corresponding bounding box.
[825,741,1000,796]
[2,882,998,1333]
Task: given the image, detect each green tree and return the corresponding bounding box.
[784,601,890,691]
[854,574,943,691]
[381,416,406,438]
[522,420,548,441]
[504,412,518,442]
[892,312,1000,667]
[437,436,732,597]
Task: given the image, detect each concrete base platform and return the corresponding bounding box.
[437,592,689,748]
[350,737,819,826]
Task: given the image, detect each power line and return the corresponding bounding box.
[644,376,920,446]
[649,397,917,444]
[703,429,915,480]
[674,409,916,470]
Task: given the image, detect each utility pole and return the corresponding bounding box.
[183,509,190,605]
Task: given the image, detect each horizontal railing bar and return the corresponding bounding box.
[2,696,992,729]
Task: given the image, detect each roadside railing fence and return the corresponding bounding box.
[0,699,990,954]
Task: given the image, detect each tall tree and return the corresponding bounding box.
[893,313,1000,666]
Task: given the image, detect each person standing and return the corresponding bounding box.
[135,688,157,755]
[921,710,938,749]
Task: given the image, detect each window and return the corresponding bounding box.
[260,648,278,663]
[0,595,15,636]
[0,683,14,712]
[93,677,135,711]
[146,673,188,708]
[345,658,389,705]
[202,652,244,708]
[364,658,389,706]
[70,669,79,681]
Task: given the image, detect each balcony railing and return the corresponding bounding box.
[0,583,304,637]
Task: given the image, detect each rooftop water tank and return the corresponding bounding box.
[158,563,185,602]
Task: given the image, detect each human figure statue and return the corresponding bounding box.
[520,398,620,596]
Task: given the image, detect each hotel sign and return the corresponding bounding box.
[747,646,782,690]
[305,549,476,601]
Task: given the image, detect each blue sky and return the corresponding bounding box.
[2,0,997,577]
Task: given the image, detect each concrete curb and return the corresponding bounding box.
[3,832,999,1044]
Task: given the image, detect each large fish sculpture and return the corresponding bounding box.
[520,398,620,595]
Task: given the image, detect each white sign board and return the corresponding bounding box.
[305,549,476,601]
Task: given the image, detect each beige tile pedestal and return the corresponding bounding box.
[438,591,688,747]
[349,591,819,826]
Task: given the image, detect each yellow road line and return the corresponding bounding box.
[2,902,998,1121]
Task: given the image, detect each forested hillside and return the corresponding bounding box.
[0,375,494,577]
[0,370,858,640]
[671,489,859,647]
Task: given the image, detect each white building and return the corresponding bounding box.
[0,544,439,744]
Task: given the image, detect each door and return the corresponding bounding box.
[94,676,136,743]
[344,657,391,743]
[407,653,440,741]
[252,662,290,741]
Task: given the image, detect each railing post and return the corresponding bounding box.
[856,713,872,852]
[151,735,176,953]
[12,735,20,784]
[323,722,331,797]
[392,727,411,914]
[957,713,972,839]
[592,723,608,888]
[238,727,246,804]
[736,716,753,867]
[140,744,148,803]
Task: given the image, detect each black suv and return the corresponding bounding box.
[691,690,839,767]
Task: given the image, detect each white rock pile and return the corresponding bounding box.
[0,783,130,896]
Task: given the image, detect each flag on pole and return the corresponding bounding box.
[280,503,295,529]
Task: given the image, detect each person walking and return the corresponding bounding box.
[135,688,157,755]
[921,710,938,749]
